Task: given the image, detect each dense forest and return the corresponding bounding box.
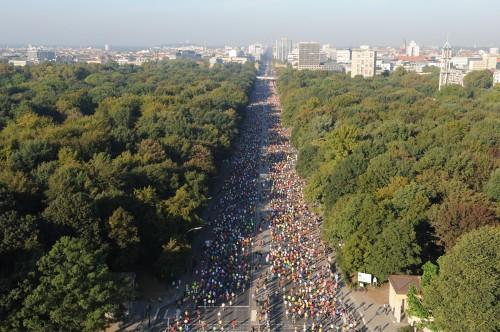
[277,67,498,307]
[0,60,255,331]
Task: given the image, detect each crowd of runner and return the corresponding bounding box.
[164,67,360,331]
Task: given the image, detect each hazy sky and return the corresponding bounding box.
[1,0,499,47]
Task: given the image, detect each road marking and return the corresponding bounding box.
[153,308,160,321]
[200,305,249,309]
[251,309,257,322]
[163,309,169,320]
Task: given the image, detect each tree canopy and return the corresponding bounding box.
[22,236,132,332]
[0,59,255,330]
[277,67,499,281]
[423,226,500,332]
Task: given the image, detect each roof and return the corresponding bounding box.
[388,275,421,295]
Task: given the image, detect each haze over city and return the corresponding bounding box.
[1,0,500,47]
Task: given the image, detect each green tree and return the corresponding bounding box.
[43,193,101,241]
[368,219,422,280]
[424,226,500,332]
[154,238,192,281]
[484,168,500,202]
[107,207,139,249]
[406,284,430,319]
[22,237,132,332]
[463,70,493,90]
[0,211,38,254]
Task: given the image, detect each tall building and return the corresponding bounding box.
[274,38,292,63]
[406,40,420,57]
[322,44,337,60]
[248,43,264,61]
[336,49,352,63]
[439,40,464,89]
[298,42,321,70]
[27,45,56,64]
[439,41,452,90]
[351,48,376,78]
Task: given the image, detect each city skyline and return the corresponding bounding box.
[1,0,499,47]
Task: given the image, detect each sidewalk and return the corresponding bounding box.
[338,282,408,332]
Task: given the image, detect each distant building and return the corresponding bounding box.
[176,50,202,60]
[351,48,376,78]
[490,47,499,55]
[209,57,223,68]
[469,54,498,71]
[451,56,469,70]
[298,42,321,70]
[406,40,420,57]
[447,69,465,86]
[248,44,264,61]
[274,38,293,63]
[56,54,75,64]
[438,40,465,90]
[287,48,299,68]
[377,60,393,73]
[117,58,131,65]
[8,59,27,67]
[227,49,244,58]
[221,57,248,65]
[494,70,500,85]
[439,40,453,90]
[322,44,337,60]
[27,46,56,64]
[321,61,345,72]
[336,49,352,64]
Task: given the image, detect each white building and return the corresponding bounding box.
[248,44,264,61]
[351,48,376,78]
[406,40,420,57]
[336,49,352,63]
[209,57,223,68]
[298,42,321,70]
[494,70,500,85]
[377,61,393,73]
[451,56,469,70]
[490,47,499,55]
[322,44,337,60]
[8,59,27,67]
[275,38,293,63]
[287,49,299,68]
[228,49,243,58]
[222,57,248,65]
